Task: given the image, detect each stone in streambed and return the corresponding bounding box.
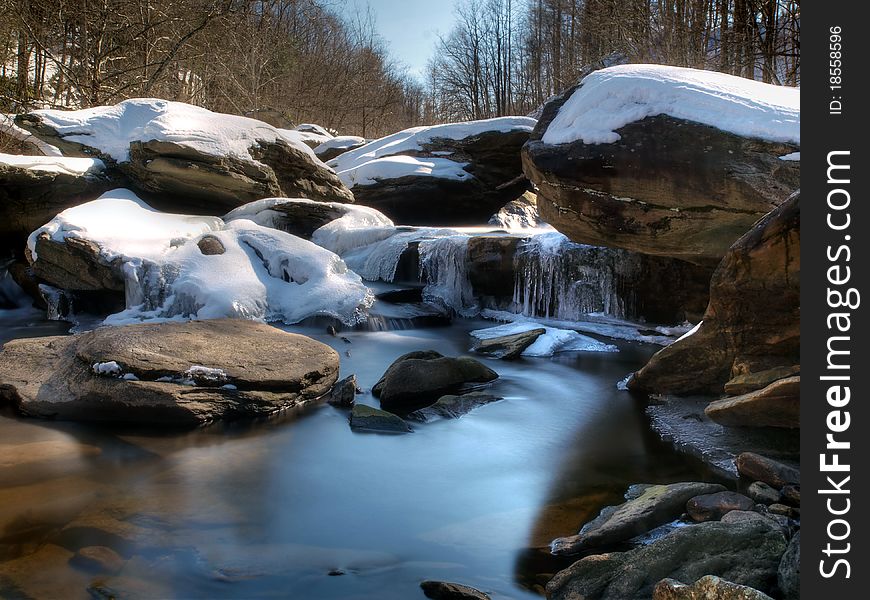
[724,365,800,396]
[550,481,726,555]
[736,453,799,489]
[746,482,779,505]
[471,328,546,360]
[70,546,126,574]
[686,491,755,522]
[349,404,411,433]
[407,392,502,422]
[420,580,491,600]
[778,531,800,600]
[327,374,360,408]
[705,376,799,429]
[653,575,774,600]
[780,484,800,507]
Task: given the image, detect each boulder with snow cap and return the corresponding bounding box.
[15,99,353,213]
[328,117,536,225]
[523,65,799,265]
[0,319,339,425]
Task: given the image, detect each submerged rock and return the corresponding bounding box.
[630,191,799,396]
[0,319,339,425]
[420,580,491,600]
[546,520,787,600]
[551,482,726,555]
[372,351,498,412]
[328,117,535,225]
[327,374,360,408]
[70,546,126,574]
[349,404,411,433]
[653,575,774,600]
[735,453,799,489]
[407,392,503,422]
[705,376,800,429]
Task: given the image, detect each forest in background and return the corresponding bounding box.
[1,0,800,136]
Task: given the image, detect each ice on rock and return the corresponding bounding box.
[543,64,799,146]
[31,189,373,325]
[470,321,618,356]
[31,98,318,164]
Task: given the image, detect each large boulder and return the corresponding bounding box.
[0,154,114,256]
[372,350,498,412]
[328,117,536,225]
[551,482,726,555]
[522,64,799,265]
[705,376,800,429]
[314,136,367,162]
[0,320,338,425]
[15,99,353,213]
[653,575,774,600]
[630,191,799,395]
[546,520,788,600]
[25,190,373,325]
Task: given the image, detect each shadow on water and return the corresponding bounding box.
[0,311,728,599]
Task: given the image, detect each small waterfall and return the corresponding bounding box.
[512,233,643,321]
[0,266,29,309]
[419,236,479,317]
[39,284,76,322]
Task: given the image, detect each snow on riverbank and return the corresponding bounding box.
[543,64,799,146]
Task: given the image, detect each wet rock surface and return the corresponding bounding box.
[653,575,774,600]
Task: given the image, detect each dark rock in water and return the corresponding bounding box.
[645,397,799,479]
[327,374,359,408]
[0,319,338,425]
[420,580,491,600]
[407,392,502,422]
[705,376,799,429]
[0,158,115,256]
[197,235,226,255]
[653,575,774,600]
[373,352,498,412]
[736,453,799,489]
[746,482,780,506]
[471,328,546,360]
[466,236,523,301]
[551,482,726,555]
[719,510,790,537]
[523,86,799,264]
[631,192,800,396]
[331,121,534,225]
[349,404,411,433]
[724,365,800,396]
[546,520,787,600]
[780,484,800,507]
[686,491,755,522]
[778,531,800,600]
[70,546,125,574]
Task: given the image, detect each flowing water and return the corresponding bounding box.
[0,305,720,599]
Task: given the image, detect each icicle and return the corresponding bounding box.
[38,284,77,323]
[419,235,478,316]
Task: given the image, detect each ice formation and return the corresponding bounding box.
[470,321,618,356]
[543,64,800,146]
[30,190,373,325]
[0,152,105,175]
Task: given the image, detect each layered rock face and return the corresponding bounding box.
[328,118,536,225]
[630,191,800,395]
[0,320,338,425]
[14,99,353,214]
[522,65,799,265]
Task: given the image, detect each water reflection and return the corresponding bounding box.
[1,315,718,599]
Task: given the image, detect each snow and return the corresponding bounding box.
[779,152,800,161]
[0,152,105,176]
[32,99,316,163]
[30,189,374,326]
[185,365,229,383]
[1,114,63,156]
[543,64,800,146]
[336,154,472,188]
[295,123,333,137]
[470,321,618,356]
[92,361,122,376]
[674,321,702,342]
[276,129,326,158]
[28,188,223,261]
[328,116,536,187]
[314,135,366,155]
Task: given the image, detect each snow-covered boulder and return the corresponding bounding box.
[0,319,339,425]
[0,153,114,255]
[27,189,373,325]
[522,65,800,264]
[315,135,367,161]
[328,117,536,225]
[287,123,334,149]
[15,99,354,212]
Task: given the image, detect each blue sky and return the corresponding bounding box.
[349,0,461,79]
